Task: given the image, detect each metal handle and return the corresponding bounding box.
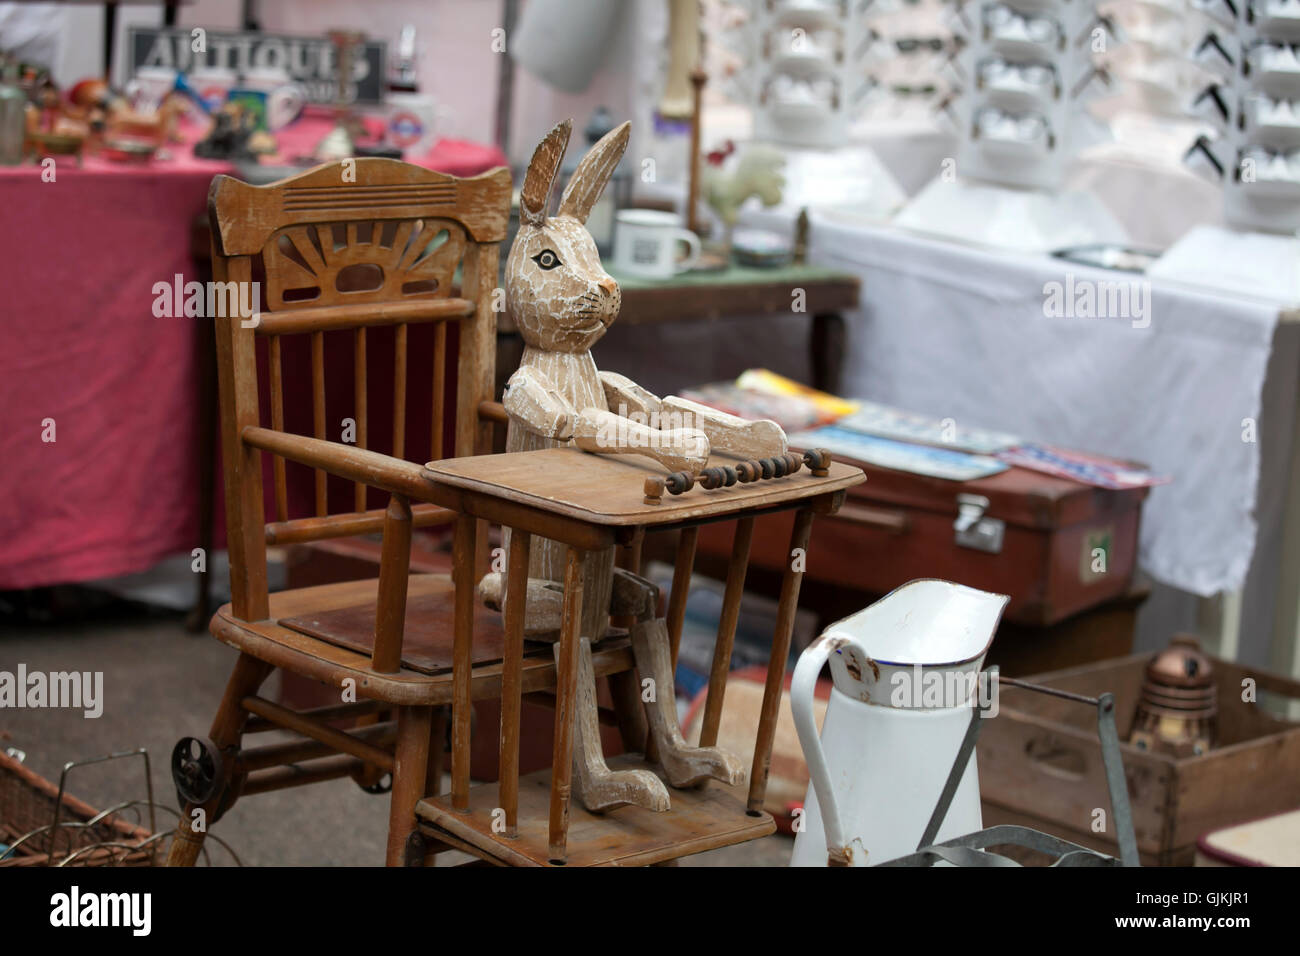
[791,633,860,865]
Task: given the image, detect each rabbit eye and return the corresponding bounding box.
[531,249,562,271]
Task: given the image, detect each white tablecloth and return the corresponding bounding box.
[809,216,1279,599]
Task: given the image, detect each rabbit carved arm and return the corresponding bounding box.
[504,366,711,474]
[598,371,789,460]
[503,366,580,441]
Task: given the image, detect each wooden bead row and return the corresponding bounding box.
[643,448,832,504]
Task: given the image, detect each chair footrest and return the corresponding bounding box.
[415,756,774,867]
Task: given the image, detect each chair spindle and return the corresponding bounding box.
[431,321,446,461]
[354,327,368,512]
[269,334,288,522]
[311,330,327,516]
[499,530,532,838]
[393,323,408,460]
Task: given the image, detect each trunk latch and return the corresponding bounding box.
[954,494,1005,554]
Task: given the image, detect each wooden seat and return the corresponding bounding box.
[210,576,635,706]
[165,158,521,867]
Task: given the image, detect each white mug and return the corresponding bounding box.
[613,210,701,279]
[126,66,177,115]
[240,67,307,130]
[385,92,440,157]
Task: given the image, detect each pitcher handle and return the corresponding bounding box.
[791,633,857,866]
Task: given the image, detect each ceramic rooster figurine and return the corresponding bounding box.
[479,119,788,813]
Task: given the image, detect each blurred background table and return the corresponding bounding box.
[0,116,505,607]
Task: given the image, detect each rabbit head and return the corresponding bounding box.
[506,118,630,353]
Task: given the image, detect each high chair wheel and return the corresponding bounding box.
[360,772,393,795]
[171,735,224,806]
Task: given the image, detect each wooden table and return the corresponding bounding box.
[413,446,862,865]
[496,263,861,399]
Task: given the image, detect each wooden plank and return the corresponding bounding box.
[386,705,433,866]
[371,495,412,674]
[748,508,813,812]
[265,502,456,545]
[701,516,753,747]
[549,546,585,862]
[212,253,269,621]
[451,515,476,810]
[500,530,532,837]
[209,163,512,254]
[422,447,863,527]
[311,330,327,516]
[431,321,447,460]
[253,298,473,335]
[269,334,289,521]
[242,427,436,502]
[666,527,697,668]
[213,605,635,707]
[240,696,394,771]
[415,756,774,867]
[456,241,501,458]
[394,323,409,460]
[353,326,368,511]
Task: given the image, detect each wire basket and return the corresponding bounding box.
[0,748,158,867]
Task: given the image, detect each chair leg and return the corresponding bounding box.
[166,652,272,866]
[386,704,433,866]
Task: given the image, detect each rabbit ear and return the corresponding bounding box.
[520,120,573,226]
[557,121,630,224]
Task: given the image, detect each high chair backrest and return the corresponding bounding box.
[207,159,511,622]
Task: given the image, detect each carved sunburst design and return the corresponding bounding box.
[263,218,467,310]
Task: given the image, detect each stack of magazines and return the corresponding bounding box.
[680,370,1168,489]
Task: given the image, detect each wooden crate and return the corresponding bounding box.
[977,653,1300,866]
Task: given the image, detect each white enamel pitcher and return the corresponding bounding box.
[790,579,1008,867]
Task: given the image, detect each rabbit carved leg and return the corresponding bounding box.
[557,637,671,813]
[630,621,746,790]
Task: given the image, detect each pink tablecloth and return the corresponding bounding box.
[0,119,506,590]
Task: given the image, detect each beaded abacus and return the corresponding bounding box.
[642,448,832,505]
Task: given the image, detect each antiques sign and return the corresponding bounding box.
[126,28,388,105]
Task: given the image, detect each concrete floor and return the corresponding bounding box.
[0,600,792,866]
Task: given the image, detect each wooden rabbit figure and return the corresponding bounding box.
[480,119,788,814]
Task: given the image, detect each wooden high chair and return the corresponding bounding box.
[165,159,520,867]
[414,447,863,866]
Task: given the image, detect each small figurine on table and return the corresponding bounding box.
[193,102,269,161]
[480,119,789,814]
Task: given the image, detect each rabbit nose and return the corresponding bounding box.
[596,275,618,296]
